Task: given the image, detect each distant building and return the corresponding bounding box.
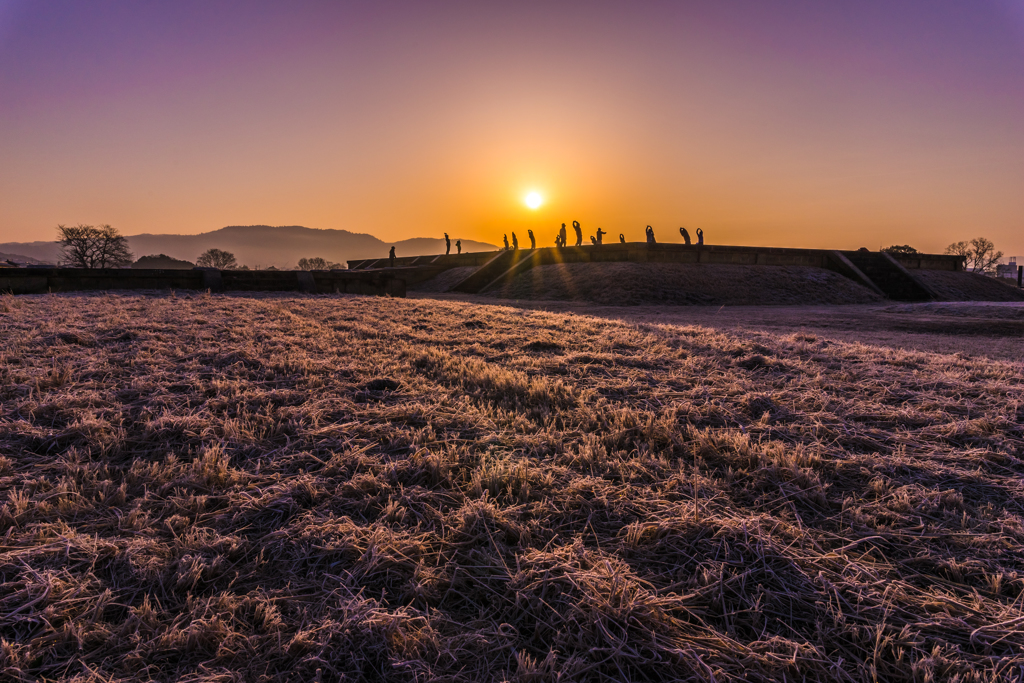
[996,257,1019,279]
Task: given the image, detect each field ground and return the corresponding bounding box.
[421,296,1024,363]
[2,291,1023,682]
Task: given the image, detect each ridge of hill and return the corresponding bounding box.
[0,251,51,265]
[0,226,496,269]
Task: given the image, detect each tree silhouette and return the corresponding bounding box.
[56,224,133,269]
[297,257,341,270]
[945,238,1003,275]
[196,248,238,269]
[882,245,918,256]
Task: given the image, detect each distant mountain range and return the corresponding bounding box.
[0,225,497,268]
[1,251,48,266]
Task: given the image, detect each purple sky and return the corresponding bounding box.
[2,0,1023,255]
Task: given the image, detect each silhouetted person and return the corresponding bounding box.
[573,220,583,247]
[512,232,519,250]
[559,223,567,248]
[445,232,451,255]
[456,240,462,254]
[596,227,606,245]
[502,234,510,250]
[679,227,691,245]
[646,225,656,245]
[696,228,704,246]
[528,229,536,249]
[619,233,626,244]
[590,236,597,245]
[389,246,396,267]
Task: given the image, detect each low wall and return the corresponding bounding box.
[348,251,495,270]
[540,244,840,267]
[890,254,963,271]
[0,268,405,297]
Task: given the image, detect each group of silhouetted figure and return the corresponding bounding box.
[540,221,700,250]
[551,223,704,249]
[444,233,462,255]
[678,227,703,245]
[643,226,704,245]
[387,225,706,265]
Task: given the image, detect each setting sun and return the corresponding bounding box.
[524,192,543,210]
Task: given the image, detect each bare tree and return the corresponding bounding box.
[297,257,342,270]
[56,224,134,269]
[196,248,238,269]
[945,237,1003,275]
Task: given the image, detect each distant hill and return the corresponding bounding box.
[0,226,496,269]
[0,251,52,266]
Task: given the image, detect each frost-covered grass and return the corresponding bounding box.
[1,291,1023,682]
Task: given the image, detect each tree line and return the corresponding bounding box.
[883,238,1003,274]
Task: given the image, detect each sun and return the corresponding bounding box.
[524,191,543,210]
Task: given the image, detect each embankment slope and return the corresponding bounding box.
[483,262,883,305]
[915,269,1024,301]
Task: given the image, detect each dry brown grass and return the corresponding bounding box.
[446,299,1024,363]
[2,291,1023,682]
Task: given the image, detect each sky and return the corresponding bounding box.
[1,0,1023,255]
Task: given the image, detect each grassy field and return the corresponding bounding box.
[2,292,1023,682]
[443,299,1024,363]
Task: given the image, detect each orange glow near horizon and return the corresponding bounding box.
[1,2,1023,255]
